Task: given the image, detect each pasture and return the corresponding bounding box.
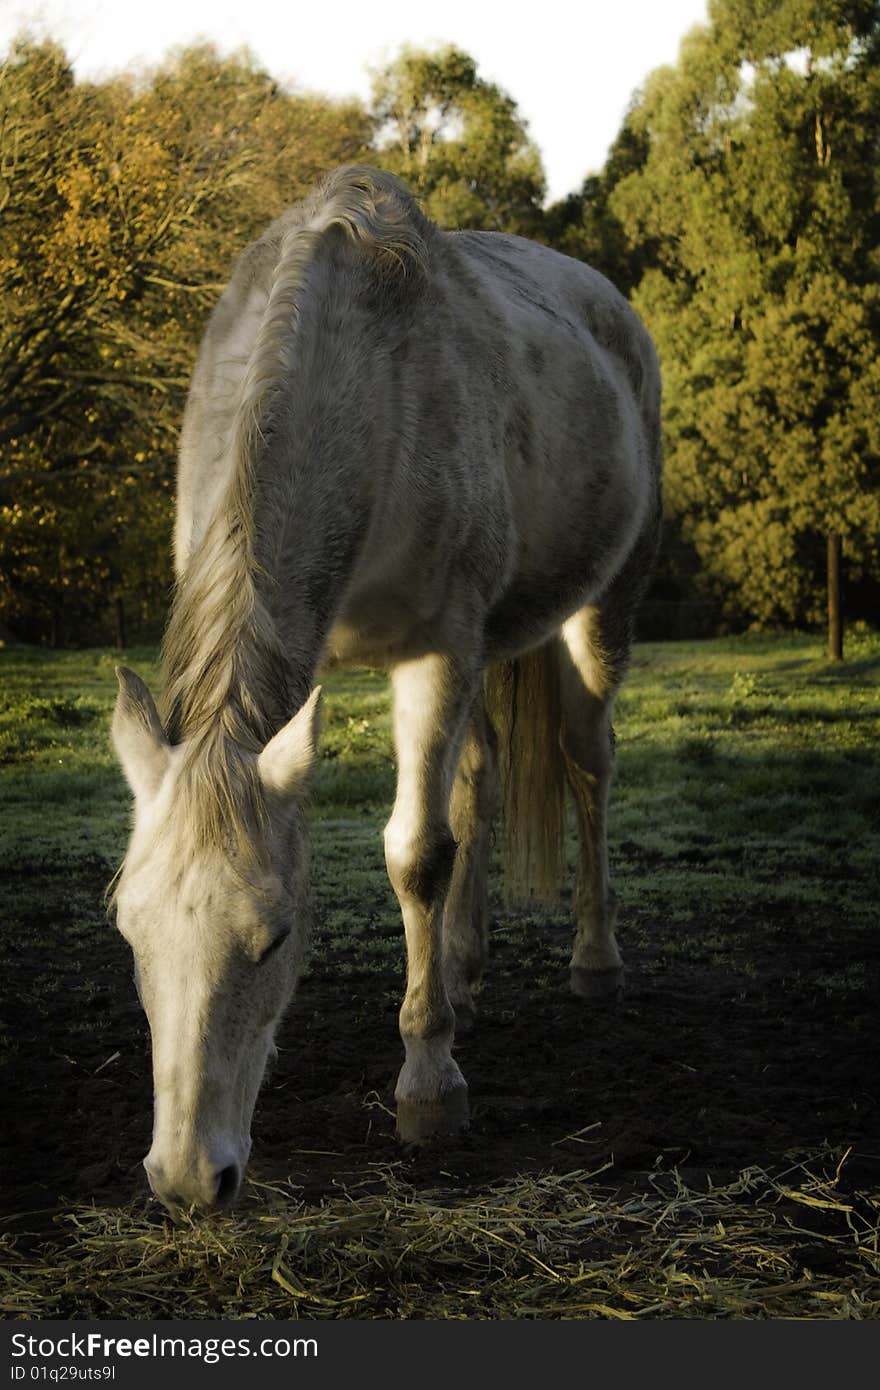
[1,631,878,1318]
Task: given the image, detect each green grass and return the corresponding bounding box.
[3,627,877,888]
[1,628,879,1318]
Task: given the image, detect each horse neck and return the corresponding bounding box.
[165,235,384,747]
[163,442,367,749]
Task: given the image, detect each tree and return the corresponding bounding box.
[542,111,651,295]
[0,38,372,641]
[370,45,546,235]
[610,0,880,629]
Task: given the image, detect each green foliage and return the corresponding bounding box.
[542,113,651,293]
[611,0,880,627]
[370,45,546,234]
[2,20,877,642]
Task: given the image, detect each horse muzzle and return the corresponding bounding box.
[144,1144,245,1214]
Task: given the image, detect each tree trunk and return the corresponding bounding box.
[827,532,842,661]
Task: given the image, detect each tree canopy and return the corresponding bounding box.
[370,45,546,235]
[611,0,880,626]
[0,38,371,640]
[1,21,877,643]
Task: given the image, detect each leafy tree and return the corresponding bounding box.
[542,112,651,295]
[370,45,546,234]
[610,0,880,628]
[0,38,371,642]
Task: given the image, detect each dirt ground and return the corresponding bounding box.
[3,848,879,1228]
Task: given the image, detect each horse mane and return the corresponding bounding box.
[159,166,431,855]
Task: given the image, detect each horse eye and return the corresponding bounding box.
[258,930,290,964]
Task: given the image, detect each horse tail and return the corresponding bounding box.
[483,641,567,902]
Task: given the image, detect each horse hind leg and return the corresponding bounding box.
[442,696,499,1033]
[558,600,633,1002]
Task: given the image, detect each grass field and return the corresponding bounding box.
[1,630,879,1318]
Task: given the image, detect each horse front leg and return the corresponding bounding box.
[384,652,478,1142]
[442,695,499,1033]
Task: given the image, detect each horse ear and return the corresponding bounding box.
[258,687,322,804]
[112,666,170,802]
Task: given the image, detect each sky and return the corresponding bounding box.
[1,0,710,203]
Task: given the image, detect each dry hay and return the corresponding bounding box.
[2,1145,878,1320]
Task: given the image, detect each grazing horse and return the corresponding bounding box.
[111,166,662,1214]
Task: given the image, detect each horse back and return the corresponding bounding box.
[423,230,661,652]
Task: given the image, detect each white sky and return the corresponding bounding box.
[1,0,710,202]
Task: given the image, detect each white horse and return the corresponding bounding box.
[111,166,662,1213]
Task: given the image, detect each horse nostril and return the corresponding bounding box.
[215,1164,240,1206]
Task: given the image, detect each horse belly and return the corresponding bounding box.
[322,540,471,667]
[487,397,648,657]
[323,595,441,667]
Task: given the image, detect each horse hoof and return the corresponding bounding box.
[396,1086,470,1144]
[571,965,625,1001]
